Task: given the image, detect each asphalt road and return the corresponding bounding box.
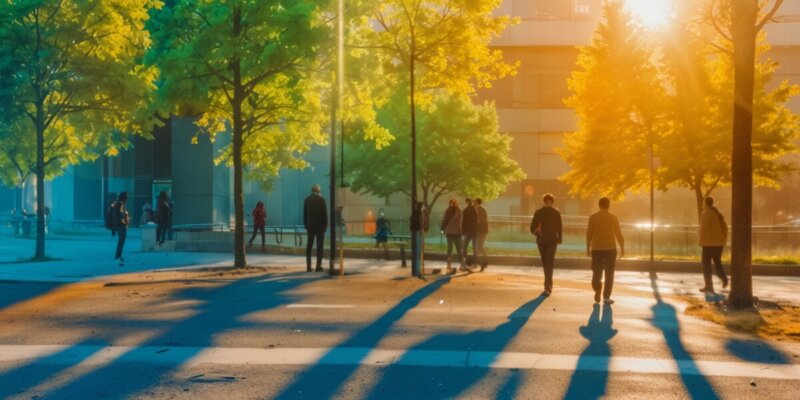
[1,261,799,399]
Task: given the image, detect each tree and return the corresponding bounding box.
[0,0,158,259]
[560,2,666,200]
[367,0,516,275]
[346,92,524,213]
[659,0,799,221]
[149,1,330,269]
[725,0,786,309]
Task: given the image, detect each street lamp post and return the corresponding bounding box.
[649,144,661,279]
[329,0,344,275]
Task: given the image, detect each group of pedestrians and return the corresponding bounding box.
[440,198,489,274]
[107,191,174,265]
[110,183,731,303]
[529,193,729,304]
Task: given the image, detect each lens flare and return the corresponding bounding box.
[625,0,673,29]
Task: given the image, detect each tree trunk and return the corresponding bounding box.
[231,7,246,269]
[693,181,704,224]
[728,0,757,309]
[34,99,45,259]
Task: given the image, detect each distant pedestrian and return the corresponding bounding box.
[303,184,328,272]
[475,198,489,271]
[155,191,172,245]
[441,198,468,274]
[699,197,729,294]
[375,211,391,259]
[586,197,625,305]
[531,193,563,296]
[461,198,478,267]
[249,201,267,252]
[113,192,130,266]
[141,201,153,225]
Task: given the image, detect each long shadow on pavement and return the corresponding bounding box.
[649,276,720,400]
[4,271,314,399]
[0,338,107,398]
[725,338,790,364]
[0,281,63,310]
[364,295,547,399]
[563,303,616,399]
[274,276,451,400]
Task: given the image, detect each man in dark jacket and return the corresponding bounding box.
[303,184,328,272]
[531,193,562,295]
[461,198,478,267]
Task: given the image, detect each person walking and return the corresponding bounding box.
[249,201,267,252]
[113,192,130,266]
[699,196,729,294]
[303,184,328,272]
[475,198,489,271]
[461,198,478,267]
[531,193,563,296]
[586,197,625,305]
[441,198,468,274]
[375,211,391,260]
[155,191,172,245]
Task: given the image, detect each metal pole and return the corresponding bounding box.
[650,144,656,278]
[410,32,421,278]
[329,0,343,275]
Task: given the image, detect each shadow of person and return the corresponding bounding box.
[274,276,451,400]
[650,276,720,400]
[563,303,617,399]
[363,295,547,400]
[27,271,313,399]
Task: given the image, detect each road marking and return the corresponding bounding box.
[1,345,798,381]
[286,304,355,309]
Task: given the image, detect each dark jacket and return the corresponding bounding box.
[252,206,266,228]
[440,206,462,236]
[462,205,478,236]
[303,193,328,232]
[157,199,172,226]
[476,205,489,235]
[531,206,562,244]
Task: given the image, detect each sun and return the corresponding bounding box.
[624,0,673,29]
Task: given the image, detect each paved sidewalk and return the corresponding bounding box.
[2,234,800,306]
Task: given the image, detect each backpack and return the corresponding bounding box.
[104,202,116,230]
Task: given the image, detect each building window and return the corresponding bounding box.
[512,0,600,21]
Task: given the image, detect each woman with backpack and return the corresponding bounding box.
[249,201,267,252]
[441,198,468,274]
[699,197,729,294]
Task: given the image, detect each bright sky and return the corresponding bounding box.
[624,0,674,29]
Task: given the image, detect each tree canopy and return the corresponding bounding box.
[560,0,799,221]
[0,0,158,258]
[346,92,524,213]
[148,0,331,268]
[560,1,666,200]
[659,0,799,219]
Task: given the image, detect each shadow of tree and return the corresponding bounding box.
[1,271,314,398]
[363,295,547,399]
[274,277,451,400]
[725,338,791,364]
[563,303,616,399]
